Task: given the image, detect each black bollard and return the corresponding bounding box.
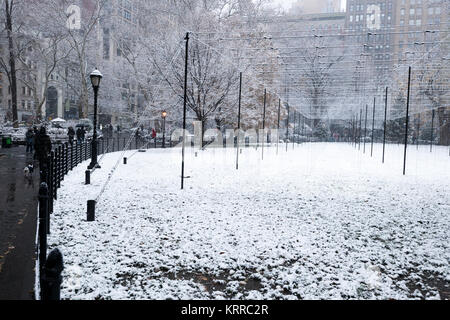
[87,200,96,222]
[123,157,127,164]
[85,170,91,185]
[41,248,63,300]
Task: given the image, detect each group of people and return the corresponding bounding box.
[25,126,53,181]
[67,126,87,146]
[25,124,90,181]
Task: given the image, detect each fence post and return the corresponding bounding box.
[61,144,65,180]
[70,143,74,171]
[47,154,53,216]
[57,146,62,189]
[65,143,69,175]
[51,151,57,201]
[38,182,49,283]
[75,143,78,166]
[40,248,63,301]
[53,148,58,192]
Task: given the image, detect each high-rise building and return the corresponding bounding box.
[345,0,397,84]
[393,0,449,63]
[290,0,342,15]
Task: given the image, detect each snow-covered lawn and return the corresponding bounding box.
[47,142,450,300]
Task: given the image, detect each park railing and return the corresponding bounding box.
[35,135,157,300]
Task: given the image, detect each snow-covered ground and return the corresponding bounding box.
[47,142,450,300]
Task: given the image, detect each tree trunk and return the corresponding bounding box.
[5,0,18,127]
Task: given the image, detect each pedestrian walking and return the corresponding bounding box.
[76,127,83,143]
[68,127,75,146]
[34,127,52,181]
[81,126,86,141]
[26,128,35,153]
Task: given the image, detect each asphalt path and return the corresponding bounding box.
[0,145,38,300]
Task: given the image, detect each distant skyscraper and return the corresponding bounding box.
[289,0,342,15]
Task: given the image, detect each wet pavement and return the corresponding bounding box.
[0,145,38,300]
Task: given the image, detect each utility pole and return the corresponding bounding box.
[371,97,376,157]
[236,72,242,170]
[181,32,189,189]
[383,87,388,163]
[403,67,412,176]
[277,99,281,155]
[262,89,266,160]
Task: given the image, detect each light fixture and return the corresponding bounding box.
[90,68,103,89]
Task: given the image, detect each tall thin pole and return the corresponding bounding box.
[277,99,280,155]
[403,66,412,176]
[383,87,388,163]
[302,116,305,140]
[359,109,362,151]
[92,86,99,167]
[430,109,435,153]
[162,116,166,148]
[364,104,368,153]
[286,101,290,152]
[349,115,355,147]
[262,88,266,160]
[371,97,376,157]
[181,32,189,190]
[292,111,296,149]
[286,92,290,152]
[236,72,242,170]
[417,113,420,150]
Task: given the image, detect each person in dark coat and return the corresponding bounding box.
[76,127,83,143]
[68,127,75,146]
[26,128,35,153]
[34,127,52,181]
[81,126,86,141]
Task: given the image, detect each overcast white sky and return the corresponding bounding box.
[270,0,347,12]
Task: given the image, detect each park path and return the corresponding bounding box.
[0,146,38,300]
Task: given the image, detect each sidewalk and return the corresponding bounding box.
[0,145,38,300]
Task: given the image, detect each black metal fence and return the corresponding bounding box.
[36,136,156,300]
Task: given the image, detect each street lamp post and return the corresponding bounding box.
[88,68,102,170]
[162,110,167,148]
